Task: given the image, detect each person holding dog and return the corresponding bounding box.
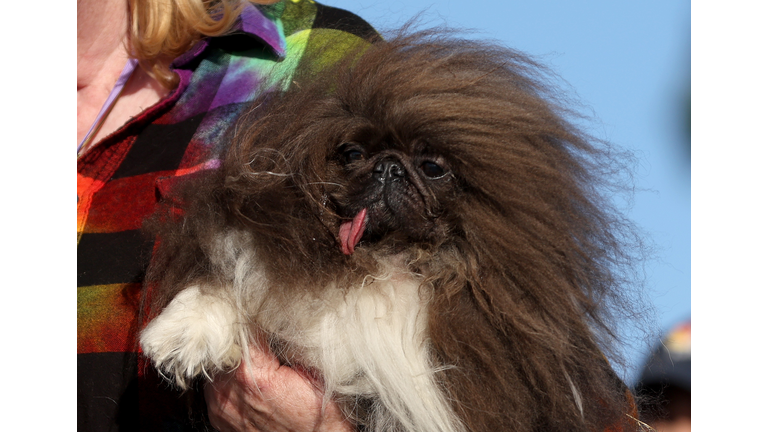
[77,0,376,430]
[79,1,648,431]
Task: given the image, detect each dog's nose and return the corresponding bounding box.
[373,159,405,183]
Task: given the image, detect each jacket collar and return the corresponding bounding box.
[171,1,286,69]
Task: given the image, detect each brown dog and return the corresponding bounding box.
[141,29,640,432]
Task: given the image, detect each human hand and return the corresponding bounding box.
[204,344,355,432]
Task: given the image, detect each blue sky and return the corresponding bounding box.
[327,0,692,382]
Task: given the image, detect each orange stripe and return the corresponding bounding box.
[77,283,142,354]
[77,172,105,243]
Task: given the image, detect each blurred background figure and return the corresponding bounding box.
[634,320,691,432]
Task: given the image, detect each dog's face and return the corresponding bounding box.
[327,132,459,255]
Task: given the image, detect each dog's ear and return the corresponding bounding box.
[418,184,638,431]
[426,240,635,431]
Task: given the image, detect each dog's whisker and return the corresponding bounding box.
[245,171,292,177]
[305,181,343,187]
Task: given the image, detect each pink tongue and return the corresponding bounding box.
[339,208,367,255]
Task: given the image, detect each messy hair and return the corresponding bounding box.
[145,27,647,432]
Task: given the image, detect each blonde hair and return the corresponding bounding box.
[129,0,281,88]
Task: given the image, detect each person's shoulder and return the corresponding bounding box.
[277,0,381,42]
[308,2,380,41]
[262,1,380,82]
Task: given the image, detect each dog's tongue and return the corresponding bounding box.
[339,208,367,255]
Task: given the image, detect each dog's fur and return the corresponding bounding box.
[140,30,640,432]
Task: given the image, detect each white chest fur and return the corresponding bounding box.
[140,261,464,432]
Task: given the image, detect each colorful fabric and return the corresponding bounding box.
[77,2,377,430]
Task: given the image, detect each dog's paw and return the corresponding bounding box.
[140,286,242,389]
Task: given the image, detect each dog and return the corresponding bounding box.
[140,29,639,432]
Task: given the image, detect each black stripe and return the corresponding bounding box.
[313,3,381,42]
[78,352,205,431]
[78,352,139,432]
[111,112,206,180]
[78,230,154,287]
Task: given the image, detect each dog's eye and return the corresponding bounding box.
[420,161,446,178]
[343,149,366,164]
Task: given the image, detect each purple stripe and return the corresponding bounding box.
[78,58,139,153]
[237,5,286,57]
[171,39,210,69]
[172,3,285,70]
